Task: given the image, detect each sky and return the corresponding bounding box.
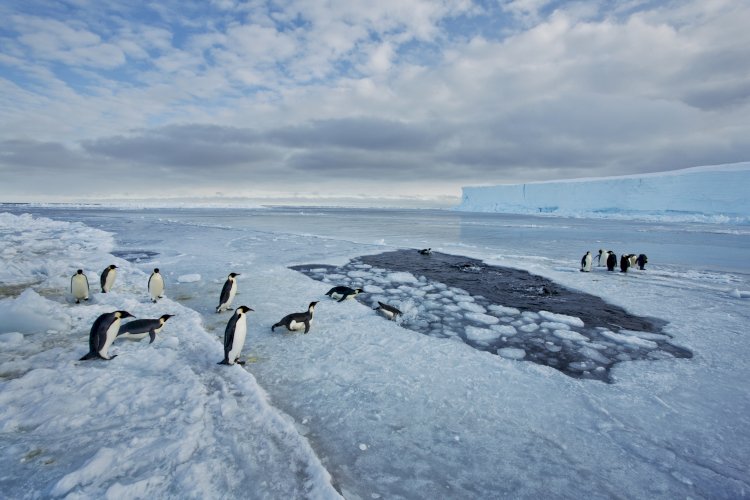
[0,0,749,205]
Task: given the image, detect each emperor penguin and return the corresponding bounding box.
[325,286,364,302]
[219,306,254,365]
[100,264,117,293]
[71,269,90,303]
[374,301,402,320]
[117,314,174,344]
[216,273,240,313]
[80,310,134,360]
[619,254,630,273]
[596,249,609,267]
[636,253,648,270]
[580,251,592,272]
[606,251,617,272]
[627,254,638,268]
[272,301,318,334]
[148,268,165,303]
[418,248,432,255]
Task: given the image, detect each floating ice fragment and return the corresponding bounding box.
[458,301,485,313]
[519,324,539,332]
[488,304,521,315]
[465,312,499,325]
[386,272,418,283]
[465,326,501,344]
[497,347,526,360]
[491,324,517,335]
[553,330,589,342]
[359,443,368,451]
[539,311,585,328]
[599,330,658,348]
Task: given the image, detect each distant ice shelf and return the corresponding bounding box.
[456,162,750,222]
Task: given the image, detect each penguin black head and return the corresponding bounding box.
[229,272,240,278]
[116,311,134,319]
[309,301,319,309]
[160,314,175,321]
[355,288,364,294]
[77,269,84,274]
[154,268,160,273]
[236,305,254,314]
[110,265,117,269]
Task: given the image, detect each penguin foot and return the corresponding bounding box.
[235,360,246,365]
[218,359,229,365]
[76,300,80,304]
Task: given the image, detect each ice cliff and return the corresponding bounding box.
[457,162,750,222]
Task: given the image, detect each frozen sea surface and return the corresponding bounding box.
[1,205,749,499]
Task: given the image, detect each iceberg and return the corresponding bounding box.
[457,162,750,222]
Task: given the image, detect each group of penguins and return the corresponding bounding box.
[579,249,648,273]
[73,264,403,366]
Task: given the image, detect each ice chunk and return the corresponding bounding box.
[538,311,585,328]
[553,330,589,342]
[465,326,501,344]
[465,312,499,325]
[364,284,384,294]
[458,301,485,313]
[488,304,521,315]
[386,272,419,283]
[579,346,610,364]
[497,348,526,359]
[540,321,570,331]
[519,324,539,332]
[599,330,658,348]
[491,325,517,336]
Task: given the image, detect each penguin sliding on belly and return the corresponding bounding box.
[117,314,174,344]
[374,301,402,320]
[325,286,364,302]
[219,306,254,365]
[71,269,89,303]
[580,251,592,272]
[418,248,432,255]
[272,302,318,334]
[216,273,240,313]
[80,310,134,360]
[148,268,165,303]
[100,265,117,293]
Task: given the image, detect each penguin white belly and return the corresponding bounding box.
[379,309,395,320]
[72,275,89,300]
[103,270,116,292]
[227,316,247,363]
[582,255,592,272]
[288,319,309,331]
[149,275,164,300]
[99,319,121,359]
[227,283,237,307]
[329,292,343,300]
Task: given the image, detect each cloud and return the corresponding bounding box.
[1,0,749,203]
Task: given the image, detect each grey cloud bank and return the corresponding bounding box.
[1,1,749,203]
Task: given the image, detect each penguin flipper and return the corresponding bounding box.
[337,295,347,303]
[149,329,156,344]
[304,321,310,334]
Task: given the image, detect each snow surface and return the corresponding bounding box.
[458,162,750,222]
[1,206,749,499]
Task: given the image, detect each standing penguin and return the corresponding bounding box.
[636,254,648,270]
[71,269,90,303]
[80,310,134,360]
[596,249,609,267]
[100,264,117,293]
[619,254,631,273]
[606,251,617,272]
[325,286,364,302]
[218,306,254,365]
[374,301,402,320]
[272,301,319,334]
[117,314,174,344]
[148,268,165,303]
[216,273,240,313]
[580,251,592,272]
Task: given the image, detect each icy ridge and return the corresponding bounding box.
[457,162,750,222]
